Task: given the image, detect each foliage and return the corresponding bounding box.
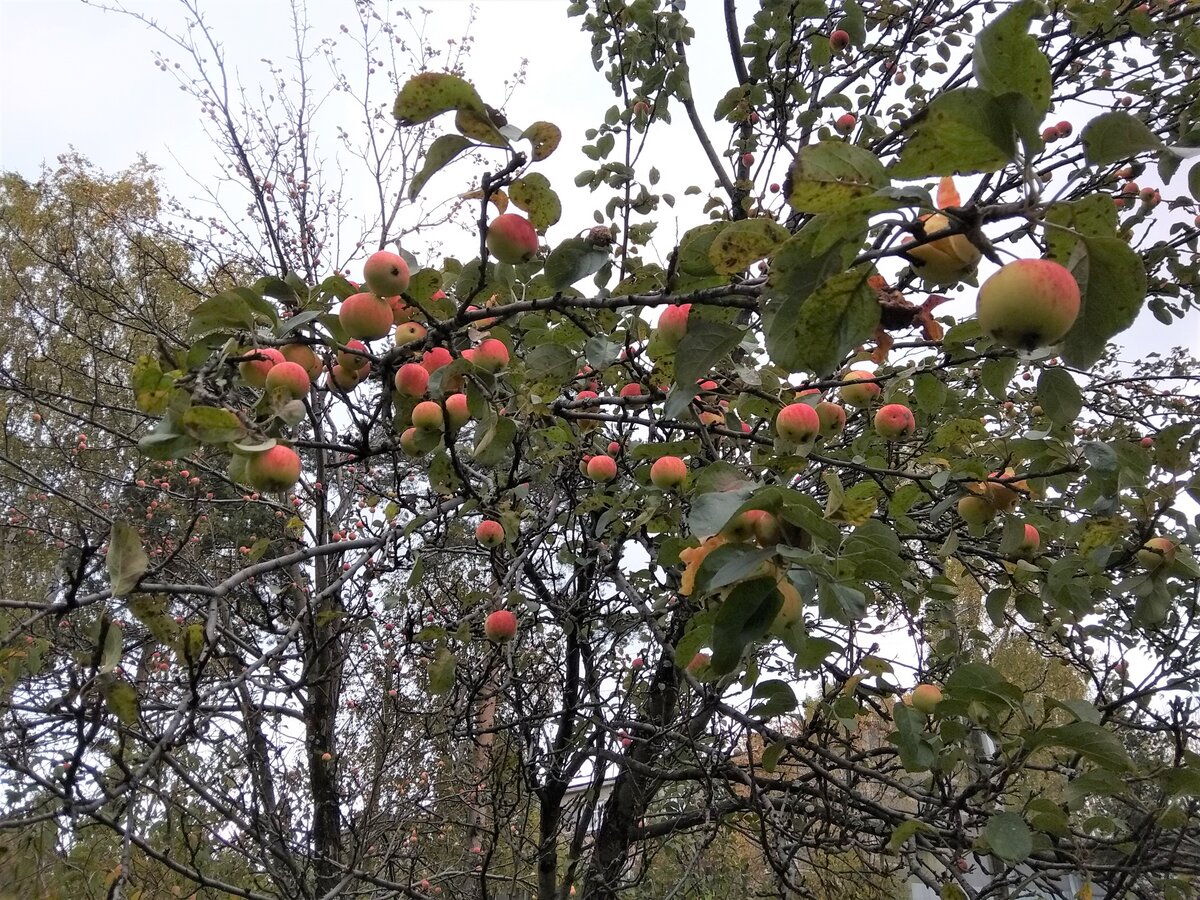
[4,1,1200,900]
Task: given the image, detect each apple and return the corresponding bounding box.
[1041,126,1059,143]
[422,347,454,373]
[657,304,691,346]
[976,259,1081,350]
[829,29,851,51]
[388,295,414,325]
[476,520,505,548]
[246,445,302,492]
[445,393,471,430]
[873,403,916,440]
[340,292,394,341]
[337,339,370,372]
[816,401,846,438]
[411,401,444,431]
[650,455,688,489]
[834,113,856,134]
[586,454,618,482]
[363,250,410,297]
[904,213,982,286]
[395,322,428,346]
[281,343,322,378]
[265,360,312,399]
[239,347,285,387]
[776,402,820,443]
[394,363,430,397]
[619,382,646,398]
[772,578,802,630]
[1140,436,1154,448]
[685,651,710,675]
[329,364,363,391]
[1056,120,1073,137]
[486,214,539,264]
[484,609,518,642]
[1017,523,1040,555]
[911,683,942,714]
[1137,536,1176,570]
[957,495,996,526]
[838,370,881,406]
[748,509,782,546]
[399,427,423,456]
[972,469,1024,512]
[474,339,510,372]
[741,151,754,167]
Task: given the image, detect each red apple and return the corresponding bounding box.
[829,29,851,51]
[834,113,856,134]
[340,292,394,341]
[976,259,1081,350]
[486,214,539,264]
[399,427,422,456]
[816,401,846,438]
[411,401,444,431]
[422,347,454,374]
[484,609,518,642]
[1137,536,1176,570]
[247,445,302,492]
[775,402,820,443]
[239,347,285,387]
[476,520,505,548]
[363,250,410,298]
[281,343,323,379]
[394,363,430,397]
[685,651,710,675]
[445,393,471,430]
[657,304,691,347]
[873,403,916,440]
[911,683,942,714]
[328,364,363,391]
[650,455,688,489]
[586,454,618,482]
[1017,523,1040,556]
[474,339,510,372]
[265,360,311,399]
[337,340,370,372]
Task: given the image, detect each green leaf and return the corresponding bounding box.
[842,520,907,587]
[131,356,175,415]
[748,679,798,718]
[765,264,879,377]
[522,121,562,161]
[188,288,277,335]
[707,218,789,274]
[410,134,472,200]
[972,1,1051,118]
[509,173,562,232]
[524,343,578,384]
[1081,112,1164,165]
[676,222,729,277]
[181,406,246,444]
[394,72,488,125]
[544,237,610,289]
[1030,721,1132,772]
[983,812,1032,863]
[454,107,508,147]
[817,581,867,625]
[689,483,757,538]
[107,522,148,597]
[784,141,889,213]
[1056,235,1147,368]
[674,320,744,387]
[710,578,782,676]
[102,678,139,726]
[892,88,1017,178]
[428,644,457,694]
[944,662,1024,710]
[1190,162,1200,203]
[980,356,1019,401]
[473,415,517,467]
[887,819,931,852]
[1037,367,1082,425]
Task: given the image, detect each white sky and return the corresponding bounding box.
[0,0,1194,356]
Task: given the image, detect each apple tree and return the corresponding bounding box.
[5,1,1200,899]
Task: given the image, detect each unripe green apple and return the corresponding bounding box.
[484,609,518,642]
[1137,536,1176,570]
[476,520,506,548]
[265,360,311,399]
[400,427,422,456]
[363,250,410,298]
[340,292,394,341]
[411,400,444,431]
[247,445,302,492]
[650,455,688,489]
[911,683,942,714]
[394,363,430,397]
[394,322,427,346]
[873,403,916,440]
[776,402,820,443]
[586,454,618,482]
[486,214,539,264]
[838,370,881,406]
[239,348,285,387]
[976,259,1081,350]
[772,579,803,631]
[957,494,996,526]
[657,304,691,347]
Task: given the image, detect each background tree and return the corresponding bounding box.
[4,2,1200,900]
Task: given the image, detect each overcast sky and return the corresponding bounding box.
[1,0,1195,356]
